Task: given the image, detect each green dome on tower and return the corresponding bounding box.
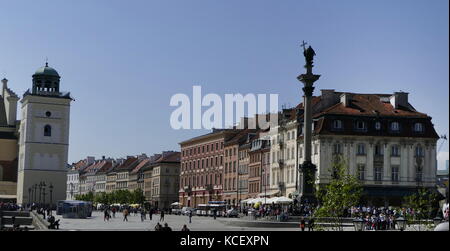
[33,62,60,77]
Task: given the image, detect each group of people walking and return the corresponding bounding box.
[100,205,194,231]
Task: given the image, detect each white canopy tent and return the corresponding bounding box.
[261,197,293,204]
[273,196,293,204]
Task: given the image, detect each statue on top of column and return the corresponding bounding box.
[301,41,316,67]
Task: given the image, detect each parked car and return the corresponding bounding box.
[171,208,182,215]
[226,208,239,218]
[181,207,196,216]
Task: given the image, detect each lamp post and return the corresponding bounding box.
[353,218,365,231]
[397,216,407,231]
[49,183,54,213]
[42,182,47,207]
[28,187,32,209]
[38,182,43,205]
[297,41,320,204]
[33,184,37,204]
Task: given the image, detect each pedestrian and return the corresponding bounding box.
[112,207,116,218]
[300,217,306,231]
[160,210,165,222]
[154,222,162,231]
[189,210,193,224]
[308,217,314,231]
[104,209,110,222]
[213,209,217,220]
[162,223,172,231]
[141,209,146,222]
[123,208,129,222]
[181,224,190,232]
[149,208,153,221]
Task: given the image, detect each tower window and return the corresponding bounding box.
[46,111,52,117]
[44,125,52,137]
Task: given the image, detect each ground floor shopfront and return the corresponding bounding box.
[179,189,223,208]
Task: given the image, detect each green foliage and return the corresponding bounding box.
[75,189,146,205]
[404,187,439,230]
[314,155,363,231]
[74,191,94,202]
[405,187,438,220]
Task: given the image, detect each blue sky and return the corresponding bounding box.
[1,0,448,168]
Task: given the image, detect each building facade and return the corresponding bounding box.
[295,90,440,206]
[17,64,73,204]
[179,129,239,207]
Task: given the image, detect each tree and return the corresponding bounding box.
[131,188,146,205]
[75,191,94,202]
[404,187,440,231]
[314,155,363,231]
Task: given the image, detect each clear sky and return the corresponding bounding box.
[1,0,448,168]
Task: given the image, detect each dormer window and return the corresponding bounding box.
[391,122,400,132]
[414,123,424,133]
[355,120,366,131]
[375,122,381,130]
[333,120,343,129]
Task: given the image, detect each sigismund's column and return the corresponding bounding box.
[297,42,320,204]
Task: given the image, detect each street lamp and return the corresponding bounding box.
[49,183,54,213]
[397,217,407,231]
[28,187,32,208]
[353,218,365,231]
[33,184,37,204]
[42,182,47,206]
[38,182,43,205]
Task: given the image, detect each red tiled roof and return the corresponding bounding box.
[314,93,428,118]
[155,152,180,163]
[130,158,151,174]
[114,157,138,171]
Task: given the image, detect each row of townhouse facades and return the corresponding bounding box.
[179,90,440,207]
[66,151,180,210]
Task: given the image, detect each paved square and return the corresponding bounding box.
[53,211,301,231]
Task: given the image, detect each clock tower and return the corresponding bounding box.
[16,63,73,205]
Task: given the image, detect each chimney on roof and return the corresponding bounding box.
[86,156,95,165]
[320,89,339,109]
[102,156,105,160]
[340,93,353,107]
[138,153,147,160]
[162,151,174,157]
[390,92,409,109]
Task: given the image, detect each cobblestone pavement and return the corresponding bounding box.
[53,211,302,231]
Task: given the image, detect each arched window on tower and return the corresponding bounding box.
[44,125,52,137]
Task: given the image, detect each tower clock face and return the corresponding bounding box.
[46,111,52,117]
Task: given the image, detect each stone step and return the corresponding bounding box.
[2,224,35,231]
[1,211,30,217]
[2,216,34,225]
